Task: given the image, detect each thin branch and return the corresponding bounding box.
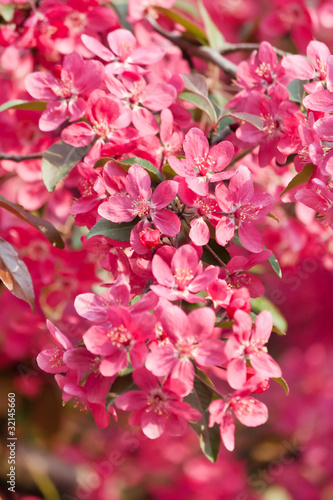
[205,244,226,267]
[220,42,291,58]
[146,15,237,78]
[0,152,43,162]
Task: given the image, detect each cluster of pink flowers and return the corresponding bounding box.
[2,0,333,464]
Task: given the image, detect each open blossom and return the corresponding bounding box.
[98,164,180,237]
[25,51,104,131]
[36,320,72,374]
[81,29,165,74]
[61,89,131,148]
[146,304,226,396]
[295,178,333,228]
[215,166,273,253]
[225,310,282,389]
[150,244,219,303]
[105,71,177,136]
[209,382,269,451]
[115,368,201,439]
[168,128,234,196]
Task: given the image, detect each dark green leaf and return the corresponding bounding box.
[280,163,314,197]
[184,371,221,462]
[42,141,90,192]
[0,100,47,112]
[163,163,177,179]
[0,237,35,312]
[202,238,231,266]
[153,6,208,44]
[87,218,139,241]
[251,296,287,334]
[0,195,64,249]
[272,376,289,395]
[182,74,209,96]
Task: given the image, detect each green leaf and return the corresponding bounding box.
[0,237,35,312]
[42,141,90,192]
[182,74,209,96]
[272,376,289,395]
[87,218,139,241]
[153,6,208,44]
[0,195,64,249]
[267,213,279,223]
[251,296,287,334]
[0,100,47,112]
[163,163,177,180]
[223,111,263,130]
[121,157,163,181]
[106,373,138,409]
[198,0,225,50]
[280,163,314,197]
[287,79,307,103]
[266,247,282,278]
[184,371,221,462]
[0,4,14,22]
[179,91,217,124]
[202,238,231,266]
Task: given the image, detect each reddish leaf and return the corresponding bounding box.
[0,238,35,312]
[0,195,64,249]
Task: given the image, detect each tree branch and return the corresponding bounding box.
[0,153,43,162]
[220,42,291,58]
[146,15,237,78]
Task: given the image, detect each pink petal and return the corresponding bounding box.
[250,352,282,379]
[142,83,177,111]
[128,45,165,65]
[209,140,234,172]
[183,128,209,164]
[233,397,268,427]
[126,164,152,200]
[303,90,333,112]
[100,350,128,376]
[239,222,264,253]
[194,339,226,366]
[151,209,180,236]
[141,410,166,439]
[252,310,273,343]
[189,218,210,246]
[36,350,66,374]
[281,54,315,80]
[221,411,236,451]
[151,180,178,210]
[227,357,247,389]
[39,100,68,132]
[107,29,136,59]
[61,122,94,147]
[229,166,254,204]
[145,345,178,376]
[68,97,86,122]
[115,390,148,410]
[215,216,235,246]
[81,34,115,62]
[74,293,108,323]
[25,72,58,100]
[132,107,159,135]
[98,196,135,223]
[171,358,195,396]
[46,320,72,350]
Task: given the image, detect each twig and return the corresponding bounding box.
[146,15,237,78]
[219,42,291,58]
[205,243,226,267]
[0,152,43,162]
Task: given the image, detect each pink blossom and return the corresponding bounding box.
[146,304,226,396]
[36,320,72,374]
[81,29,165,75]
[295,178,333,228]
[25,51,104,131]
[209,386,268,451]
[150,244,219,303]
[61,89,131,148]
[215,166,273,253]
[225,310,282,389]
[98,164,180,237]
[115,368,201,439]
[168,128,234,196]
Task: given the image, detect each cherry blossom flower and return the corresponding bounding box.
[98,164,180,237]
[150,244,219,303]
[225,310,282,389]
[115,368,201,439]
[209,383,268,451]
[168,128,234,196]
[81,29,165,75]
[295,178,333,228]
[146,304,226,396]
[36,320,72,374]
[215,166,273,253]
[25,51,104,131]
